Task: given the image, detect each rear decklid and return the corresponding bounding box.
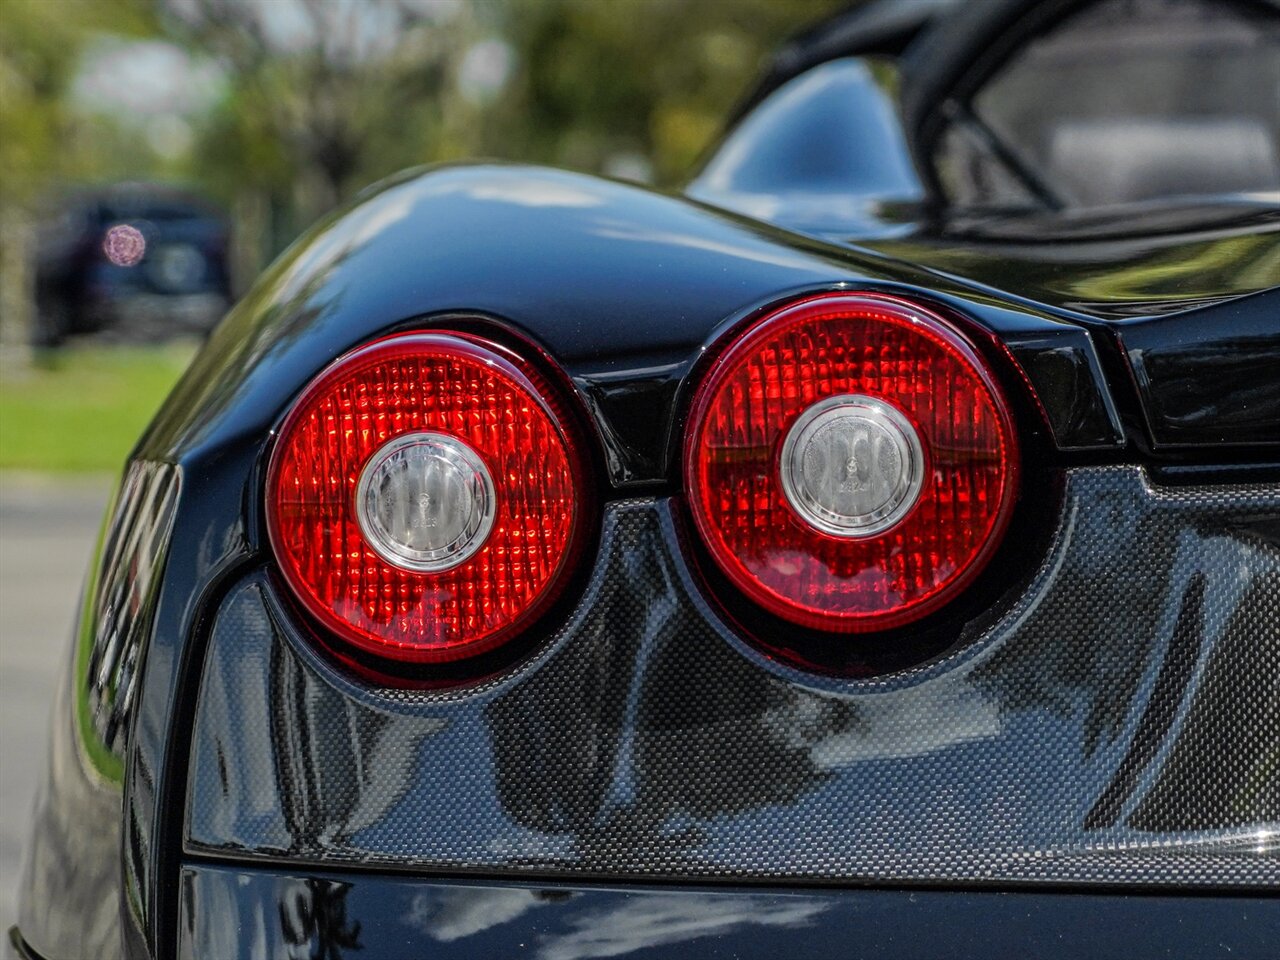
[849,204,1280,449]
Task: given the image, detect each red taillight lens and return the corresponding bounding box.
[684,292,1018,634]
[266,331,588,666]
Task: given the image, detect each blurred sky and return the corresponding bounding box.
[73,37,223,159]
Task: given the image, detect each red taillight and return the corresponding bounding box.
[684,292,1018,634]
[266,331,588,667]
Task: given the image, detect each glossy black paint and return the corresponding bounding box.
[178,865,1280,960]
[1121,288,1280,448]
[1003,331,1123,449]
[850,206,1280,319]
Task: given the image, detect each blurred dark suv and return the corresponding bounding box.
[34,183,231,346]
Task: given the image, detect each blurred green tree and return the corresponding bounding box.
[474,0,843,184]
[164,0,467,287]
[164,0,845,284]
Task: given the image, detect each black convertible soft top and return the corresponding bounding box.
[727,0,957,123]
[740,0,1280,169]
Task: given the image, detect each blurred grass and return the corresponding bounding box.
[0,344,194,472]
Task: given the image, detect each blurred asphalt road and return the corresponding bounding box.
[0,476,109,932]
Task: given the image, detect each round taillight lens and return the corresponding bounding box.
[266,331,588,666]
[684,292,1019,634]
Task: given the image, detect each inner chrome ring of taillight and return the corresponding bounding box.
[355,431,498,573]
[778,393,926,539]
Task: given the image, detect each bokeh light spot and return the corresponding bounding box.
[103,224,146,267]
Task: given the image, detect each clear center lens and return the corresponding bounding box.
[356,432,497,572]
[779,394,924,538]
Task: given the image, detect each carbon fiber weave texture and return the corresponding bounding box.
[186,467,1280,886]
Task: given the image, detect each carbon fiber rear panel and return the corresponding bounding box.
[185,467,1280,886]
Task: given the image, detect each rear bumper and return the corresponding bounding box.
[186,469,1280,889]
[178,863,1280,960]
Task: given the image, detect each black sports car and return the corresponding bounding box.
[10,0,1279,957]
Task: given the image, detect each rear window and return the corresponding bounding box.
[937,0,1280,209]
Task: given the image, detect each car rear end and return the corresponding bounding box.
[12,158,1276,959]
